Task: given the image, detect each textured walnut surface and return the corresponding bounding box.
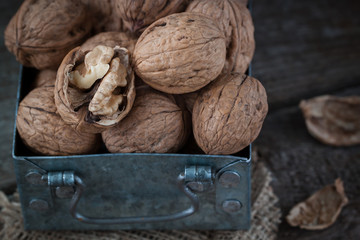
[102,87,189,153]
[54,46,135,133]
[187,0,255,73]
[16,85,100,155]
[133,12,226,94]
[80,32,137,55]
[286,179,348,230]
[31,69,56,89]
[193,73,268,155]
[114,0,187,33]
[300,95,360,146]
[4,0,91,70]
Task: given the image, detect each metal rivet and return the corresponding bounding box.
[25,171,47,185]
[222,200,242,214]
[218,171,241,188]
[55,186,75,198]
[29,199,49,211]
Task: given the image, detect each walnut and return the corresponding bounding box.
[179,91,200,114]
[16,85,100,156]
[286,178,348,230]
[300,95,360,146]
[31,69,57,90]
[192,73,268,155]
[83,0,124,33]
[186,0,255,73]
[133,12,226,94]
[114,0,187,33]
[80,32,137,55]
[4,0,91,70]
[102,87,190,153]
[54,45,135,133]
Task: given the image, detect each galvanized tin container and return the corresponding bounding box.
[12,0,254,230]
[12,66,251,230]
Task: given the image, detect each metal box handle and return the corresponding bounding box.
[46,167,213,225]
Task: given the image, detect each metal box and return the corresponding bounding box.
[12,67,252,230]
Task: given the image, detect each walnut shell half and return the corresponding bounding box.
[102,86,190,153]
[300,95,360,146]
[16,85,100,155]
[114,0,187,33]
[193,73,268,155]
[133,12,226,94]
[286,178,348,230]
[4,0,91,70]
[80,32,137,55]
[187,0,255,73]
[55,45,135,133]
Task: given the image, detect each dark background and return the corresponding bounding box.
[1,0,360,239]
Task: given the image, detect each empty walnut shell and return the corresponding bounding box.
[286,178,348,230]
[133,12,226,94]
[300,95,360,146]
[54,46,135,133]
[114,0,187,33]
[102,87,190,153]
[4,0,91,70]
[193,73,268,155]
[31,69,57,90]
[187,0,255,73]
[16,85,100,155]
[80,32,137,55]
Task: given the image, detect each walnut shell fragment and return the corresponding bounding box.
[16,85,100,155]
[133,12,226,94]
[186,0,255,73]
[54,45,135,133]
[300,95,360,146]
[102,87,190,153]
[80,32,137,55]
[193,73,268,155]
[114,0,187,33]
[286,178,348,230]
[4,0,91,70]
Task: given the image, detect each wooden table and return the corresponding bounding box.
[1,0,359,239]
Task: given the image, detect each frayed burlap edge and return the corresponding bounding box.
[0,162,281,240]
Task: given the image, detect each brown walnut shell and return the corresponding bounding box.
[84,0,124,33]
[193,73,268,155]
[4,0,91,70]
[187,0,255,73]
[54,46,135,133]
[286,178,348,230]
[102,87,190,153]
[114,0,187,33]
[80,32,137,55]
[300,95,360,146]
[133,12,226,94]
[16,85,100,156]
[31,69,57,90]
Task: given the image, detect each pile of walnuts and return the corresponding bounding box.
[6,0,268,156]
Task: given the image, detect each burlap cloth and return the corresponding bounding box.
[0,161,281,240]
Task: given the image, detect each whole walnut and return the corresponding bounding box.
[102,87,190,153]
[16,85,100,155]
[193,73,268,155]
[133,12,226,94]
[114,0,187,33]
[80,32,137,55]
[31,69,57,90]
[187,0,255,73]
[83,0,124,33]
[4,0,91,70]
[54,45,135,133]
